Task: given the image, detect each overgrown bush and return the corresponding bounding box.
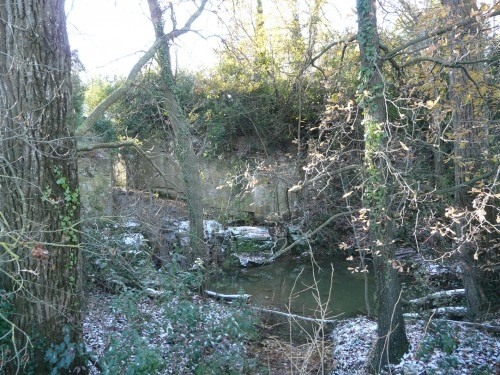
[416,321,457,361]
[82,221,154,292]
[82,221,261,374]
[97,278,259,374]
[44,325,88,375]
[415,334,495,375]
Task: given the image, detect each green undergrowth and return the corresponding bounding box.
[82,221,262,374]
[415,321,495,374]
[99,289,260,374]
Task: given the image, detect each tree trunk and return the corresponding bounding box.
[146,0,205,263]
[442,0,488,320]
[0,0,83,373]
[356,0,409,371]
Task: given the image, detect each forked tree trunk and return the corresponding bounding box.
[0,0,83,373]
[356,0,409,371]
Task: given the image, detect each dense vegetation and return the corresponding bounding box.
[83,0,500,308]
[1,0,499,373]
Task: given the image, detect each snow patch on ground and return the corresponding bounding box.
[331,316,500,374]
[83,291,251,374]
[83,292,499,374]
[226,226,272,241]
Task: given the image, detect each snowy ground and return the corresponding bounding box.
[331,316,500,374]
[83,291,255,374]
[83,292,499,374]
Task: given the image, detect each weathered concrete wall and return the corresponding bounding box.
[124,138,300,221]
[78,149,113,217]
[124,139,182,199]
[77,137,301,222]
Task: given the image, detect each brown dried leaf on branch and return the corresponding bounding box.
[31,243,49,261]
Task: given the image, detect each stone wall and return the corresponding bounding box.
[124,138,301,222]
[78,149,113,217]
[77,138,302,222]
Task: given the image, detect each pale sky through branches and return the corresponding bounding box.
[66,0,153,79]
[65,0,357,80]
[66,0,220,79]
[67,1,500,80]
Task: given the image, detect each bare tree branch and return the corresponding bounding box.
[382,8,500,61]
[419,167,499,196]
[75,37,165,136]
[399,55,500,69]
[310,35,357,66]
[75,0,209,137]
[169,0,209,39]
[398,56,487,96]
[288,164,360,193]
[264,209,360,263]
[77,140,140,152]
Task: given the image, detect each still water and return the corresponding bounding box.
[208,255,374,320]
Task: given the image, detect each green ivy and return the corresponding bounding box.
[0,290,14,372]
[53,166,80,244]
[44,325,87,375]
[416,321,457,361]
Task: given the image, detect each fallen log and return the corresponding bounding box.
[403,317,500,335]
[144,288,252,303]
[252,306,337,325]
[409,289,465,306]
[205,291,336,324]
[205,290,252,302]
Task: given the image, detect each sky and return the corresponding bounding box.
[65,0,357,80]
[66,0,151,78]
[65,0,220,80]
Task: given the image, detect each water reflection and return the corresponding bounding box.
[208,255,374,319]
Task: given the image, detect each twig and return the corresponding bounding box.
[252,306,337,325]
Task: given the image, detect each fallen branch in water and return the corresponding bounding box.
[263,209,360,264]
[252,306,338,325]
[205,291,336,324]
[205,290,252,302]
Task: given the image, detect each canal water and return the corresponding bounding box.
[208,255,375,321]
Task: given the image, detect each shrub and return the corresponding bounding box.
[44,326,88,375]
[416,321,457,361]
[82,217,260,373]
[99,288,259,374]
[82,221,154,292]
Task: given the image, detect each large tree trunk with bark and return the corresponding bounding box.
[442,0,489,320]
[146,0,205,263]
[0,0,83,373]
[356,0,409,371]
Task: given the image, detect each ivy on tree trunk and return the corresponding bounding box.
[0,0,83,372]
[356,0,409,371]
